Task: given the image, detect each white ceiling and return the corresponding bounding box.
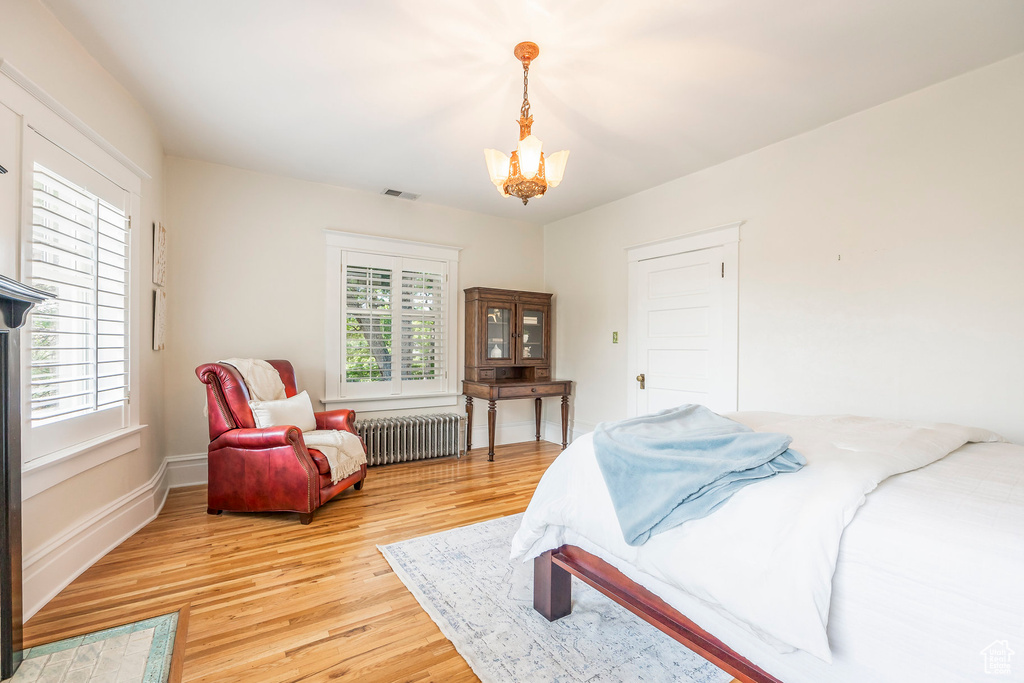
[40,0,1024,224]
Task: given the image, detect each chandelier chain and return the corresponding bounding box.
[521,64,531,119]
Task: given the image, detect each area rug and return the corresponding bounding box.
[378,514,732,683]
[8,606,188,683]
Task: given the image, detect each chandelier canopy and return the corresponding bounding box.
[484,42,569,205]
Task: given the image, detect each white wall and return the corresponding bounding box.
[0,0,166,617]
[0,104,21,277]
[163,157,546,460]
[544,54,1024,443]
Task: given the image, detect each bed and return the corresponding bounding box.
[511,412,1024,683]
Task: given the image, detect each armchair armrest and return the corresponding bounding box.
[210,425,303,451]
[315,409,357,435]
[205,425,318,515]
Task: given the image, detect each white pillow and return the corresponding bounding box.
[249,390,316,432]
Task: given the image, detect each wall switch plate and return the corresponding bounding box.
[612,331,618,344]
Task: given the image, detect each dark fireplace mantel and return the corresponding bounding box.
[0,273,47,678]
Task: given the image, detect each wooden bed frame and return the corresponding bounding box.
[534,545,783,683]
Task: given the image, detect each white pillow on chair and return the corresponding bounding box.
[249,390,317,432]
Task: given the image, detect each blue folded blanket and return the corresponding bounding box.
[594,405,805,546]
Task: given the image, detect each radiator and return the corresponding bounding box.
[355,413,464,466]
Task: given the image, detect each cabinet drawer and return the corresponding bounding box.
[477,368,496,380]
[533,367,550,380]
[497,384,565,399]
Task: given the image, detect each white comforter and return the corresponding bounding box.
[511,412,1002,663]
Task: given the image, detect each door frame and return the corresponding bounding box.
[625,222,742,417]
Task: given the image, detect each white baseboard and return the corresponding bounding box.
[468,418,595,451]
[22,458,171,621]
[572,418,598,437]
[165,452,208,487]
[468,420,542,450]
[540,417,598,448]
[161,419,599,479]
[541,418,596,446]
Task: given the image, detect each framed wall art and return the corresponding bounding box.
[153,288,166,351]
[152,221,167,287]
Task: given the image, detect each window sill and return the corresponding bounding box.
[321,393,460,413]
[22,425,147,500]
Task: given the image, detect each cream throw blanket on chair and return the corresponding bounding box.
[221,358,365,484]
[220,358,287,401]
[302,430,366,484]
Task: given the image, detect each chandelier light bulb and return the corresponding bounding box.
[517,135,543,180]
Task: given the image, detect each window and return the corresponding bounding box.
[343,255,446,391]
[30,164,129,423]
[26,133,135,459]
[3,66,143,492]
[324,230,460,410]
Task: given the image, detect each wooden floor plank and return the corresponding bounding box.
[24,442,562,682]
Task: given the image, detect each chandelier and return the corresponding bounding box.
[484,42,569,205]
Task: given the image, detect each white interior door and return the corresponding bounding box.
[628,237,738,416]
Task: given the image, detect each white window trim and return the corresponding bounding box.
[323,229,461,411]
[1,60,146,492]
[321,393,459,413]
[21,425,146,500]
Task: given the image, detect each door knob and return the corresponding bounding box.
[636,373,645,389]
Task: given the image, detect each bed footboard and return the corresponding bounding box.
[533,545,782,683]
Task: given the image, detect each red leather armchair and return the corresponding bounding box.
[196,360,367,524]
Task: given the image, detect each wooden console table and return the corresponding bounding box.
[463,379,572,460]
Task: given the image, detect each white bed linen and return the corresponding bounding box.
[512,425,1024,681]
[512,413,1000,661]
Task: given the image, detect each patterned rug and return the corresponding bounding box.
[8,610,184,683]
[379,514,732,683]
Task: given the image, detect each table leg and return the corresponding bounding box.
[561,395,569,449]
[465,396,473,452]
[487,400,497,461]
[535,397,542,441]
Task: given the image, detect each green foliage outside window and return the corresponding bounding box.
[345,267,442,383]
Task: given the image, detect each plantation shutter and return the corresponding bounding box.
[29,163,130,425]
[344,256,393,384]
[400,262,445,381]
[342,253,447,395]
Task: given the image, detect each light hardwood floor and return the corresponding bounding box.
[24,441,741,683]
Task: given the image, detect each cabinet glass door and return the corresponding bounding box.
[485,306,512,360]
[520,308,545,362]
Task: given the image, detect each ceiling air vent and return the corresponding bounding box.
[381,188,420,201]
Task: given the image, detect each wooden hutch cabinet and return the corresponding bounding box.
[465,288,552,378]
[463,287,572,460]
